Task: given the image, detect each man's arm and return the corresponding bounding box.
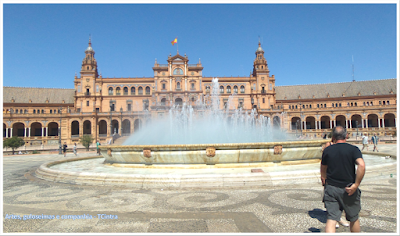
[320,164,328,186]
[345,157,366,196]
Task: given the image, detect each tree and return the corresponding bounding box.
[3,136,25,155]
[80,134,93,151]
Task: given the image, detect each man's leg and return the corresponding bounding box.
[326,219,337,233]
[350,219,360,232]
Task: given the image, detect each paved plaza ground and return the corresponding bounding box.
[2,144,398,233]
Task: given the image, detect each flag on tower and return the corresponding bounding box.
[171,38,177,46]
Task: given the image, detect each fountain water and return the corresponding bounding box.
[124,78,287,145]
[101,78,326,165]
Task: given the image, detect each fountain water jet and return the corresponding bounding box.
[101,78,326,165]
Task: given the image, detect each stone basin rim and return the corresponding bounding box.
[99,140,328,150]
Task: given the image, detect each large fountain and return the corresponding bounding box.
[34,78,395,188]
[100,78,326,165]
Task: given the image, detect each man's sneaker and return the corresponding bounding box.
[338,219,350,227]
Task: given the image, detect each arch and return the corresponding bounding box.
[175,98,183,106]
[367,114,379,127]
[71,121,79,136]
[98,120,107,137]
[176,82,181,90]
[234,85,238,93]
[122,119,131,136]
[145,86,151,95]
[112,120,119,134]
[335,115,346,127]
[131,87,136,95]
[161,98,166,106]
[291,117,301,130]
[3,123,7,137]
[134,119,142,132]
[11,122,25,137]
[138,87,143,95]
[47,122,59,136]
[273,116,280,128]
[240,85,245,93]
[173,68,183,75]
[384,113,395,127]
[116,87,121,95]
[351,114,362,129]
[226,86,231,94]
[305,116,316,129]
[123,87,128,95]
[220,85,224,93]
[108,87,113,95]
[320,116,331,129]
[30,122,42,136]
[83,120,92,134]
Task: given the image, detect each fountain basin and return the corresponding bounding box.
[100,140,327,165]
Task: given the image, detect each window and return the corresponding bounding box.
[77,85,81,93]
[86,88,90,96]
[116,87,121,95]
[131,87,135,95]
[220,86,224,93]
[339,103,342,107]
[262,98,265,103]
[191,83,195,90]
[162,83,166,90]
[227,86,231,93]
[87,101,89,106]
[25,109,28,114]
[108,87,113,95]
[240,85,245,93]
[15,109,18,114]
[123,87,128,95]
[138,87,143,95]
[234,86,238,93]
[110,104,115,112]
[161,98,166,106]
[387,101,390,105]
[37,110,40,114]
[269,83,272,90]
[317,104,320,108]
[173,68,183,75]
[127,104,132,111]
[42,109,44,114]
[146,86,151,95]
[50,110,52,114]
[379,101,382,105]
[96,85,99,93]
[177,82,181,90]
[324,104,326,108]
[355,102,357,106]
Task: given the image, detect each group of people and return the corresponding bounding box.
[321,126,366,233]
[361,133,380,152]
[61,141,102,157]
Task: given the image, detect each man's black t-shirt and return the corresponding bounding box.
[321,143,363,188]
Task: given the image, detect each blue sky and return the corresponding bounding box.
[2,3,398,89]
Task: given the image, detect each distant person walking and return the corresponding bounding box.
[321,126,366,233]
[361,133,369,151]
[73,143,77,156]
[62,142,68,157]
[371,133,379,152]
[96,140,101,155]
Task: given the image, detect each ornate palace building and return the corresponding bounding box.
[3,39,397,146]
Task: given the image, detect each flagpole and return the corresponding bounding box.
[177,37,179,54]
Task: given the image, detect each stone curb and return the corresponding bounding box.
[34,155,397,189]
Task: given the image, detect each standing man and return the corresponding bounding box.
[320,126,366,233]
[371,133,379,152]
[96,140,101,155]
[62,142,68,157]
[361,133,369,151]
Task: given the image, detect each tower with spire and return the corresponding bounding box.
[251,40,276,110]
[75,36,101,114]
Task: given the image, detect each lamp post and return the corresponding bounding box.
[299,102,303,136]
[109,103,113,137]
[58,107,62,155]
